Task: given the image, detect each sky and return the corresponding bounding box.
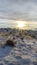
[0,0,37,29]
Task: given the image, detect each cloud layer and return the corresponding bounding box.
[0,0,37,21]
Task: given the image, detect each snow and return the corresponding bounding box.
[0,35,37,65]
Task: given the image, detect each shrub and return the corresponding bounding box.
[5,39,15,47]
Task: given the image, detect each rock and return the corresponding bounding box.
[21,37,23,40]
[36,51,37,53]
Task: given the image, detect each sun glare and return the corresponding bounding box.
[17,21,25,29]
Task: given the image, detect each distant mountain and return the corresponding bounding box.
[0,28,13,32]
[0,28,19,33]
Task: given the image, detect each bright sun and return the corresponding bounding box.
[17,21,25,29]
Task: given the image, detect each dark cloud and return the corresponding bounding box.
[0,0,37,21]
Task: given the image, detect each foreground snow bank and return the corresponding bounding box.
[0,35,37,65]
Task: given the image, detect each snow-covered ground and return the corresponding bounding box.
[0,34,37,65]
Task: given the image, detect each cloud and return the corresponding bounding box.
[0,0,37,21]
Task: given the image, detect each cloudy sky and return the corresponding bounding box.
[0,0,37,29]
